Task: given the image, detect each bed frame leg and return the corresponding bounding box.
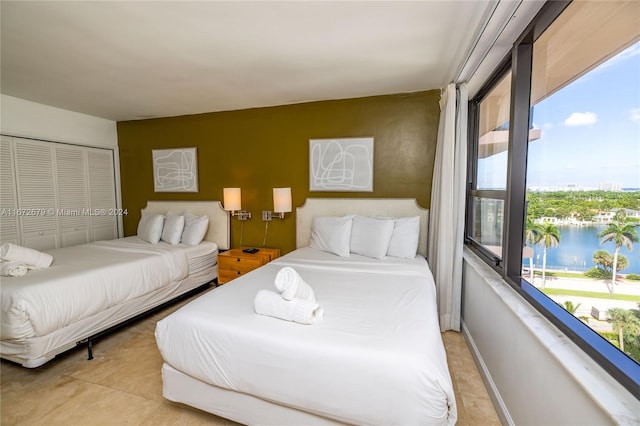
[77,338,94,360]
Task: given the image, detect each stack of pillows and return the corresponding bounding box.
[137,211,209,245]
[309,215,420,259]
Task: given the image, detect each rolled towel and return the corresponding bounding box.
[274,267,316,302]
[0,243,53,269]
[254,290,323,325]
[0,261,29,277]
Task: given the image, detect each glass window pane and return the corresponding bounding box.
[525,0,640,366]
[476,72,511,190]
[473,197,504,259]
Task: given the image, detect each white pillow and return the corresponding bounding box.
[349,216,395,259]
[387,216,420,258]
[137,213,165,244]
[181,211,209,245]
[309,215,353,257]
[161,212,185,245]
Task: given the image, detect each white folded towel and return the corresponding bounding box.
[254,290,323,325]
[274,267,316,302]
[0,261,29,277]
[0,243,53,269]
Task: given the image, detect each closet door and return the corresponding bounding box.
[56,144,90,247]
[0,136,20,244]
[13,138,59,250]
[87,148,117,241]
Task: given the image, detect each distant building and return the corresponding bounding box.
[534,217,561,225]
[598,182,622,191]
[614,208,640,220]
[593,211,615,223]
[594,208,640,223]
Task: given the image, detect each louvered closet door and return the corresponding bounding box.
[56,144,90,247]
[87,148,117,241]
[14,138,59,250]
[0,136,20,244]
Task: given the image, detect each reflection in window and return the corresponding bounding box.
[476,72,511,190]
[472,197,504,259]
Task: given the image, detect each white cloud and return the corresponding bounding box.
[564,112,597,126]
[532,121,553,129]
[630,108,640,122]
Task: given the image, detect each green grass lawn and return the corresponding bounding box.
[532,270,595,279]
[532,270,640,281]
[542,288,640,302]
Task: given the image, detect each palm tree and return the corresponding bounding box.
[608,308,640,353]
[525,217,543,246]
[524,218,542,281]
[536,222,560,289]
[563,300,581,315]
[597,221,639,294]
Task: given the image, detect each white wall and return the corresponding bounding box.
[0,94,117,148]
[462,248,638,425]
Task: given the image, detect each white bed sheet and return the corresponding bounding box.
[156,247,456,426]
[1,237,215,341]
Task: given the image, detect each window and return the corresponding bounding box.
[467,70,512,263]
[466,0,640,395]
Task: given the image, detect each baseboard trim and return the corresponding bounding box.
[461,320,514,426]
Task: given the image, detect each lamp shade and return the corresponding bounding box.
[273,188,292,213]
[223,188,242,211]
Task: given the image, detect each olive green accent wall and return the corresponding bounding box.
[117,90,440,253]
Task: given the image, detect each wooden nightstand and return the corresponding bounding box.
[217,247,280,284]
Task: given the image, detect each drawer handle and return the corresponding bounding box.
[237,271,241,275]
[236,258,241,262]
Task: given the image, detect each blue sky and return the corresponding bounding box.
[478,41,640,190]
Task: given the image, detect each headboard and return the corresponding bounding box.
[296,198,429,257]
[141,201,230,250]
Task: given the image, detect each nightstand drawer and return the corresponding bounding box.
[218,255,263,273]
[217,247,280,284]
[219,269,246,282]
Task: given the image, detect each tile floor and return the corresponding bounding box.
[1,287,500,425]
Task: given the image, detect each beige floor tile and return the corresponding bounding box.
[459,396,502,426]
[2,375,87,424]
[140,402,242,426]
[69,332,165,401]
[442,331,501,426]
[31,382,160,426]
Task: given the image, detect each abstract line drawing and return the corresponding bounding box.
[309,138,373,191]
[152,148,198,192]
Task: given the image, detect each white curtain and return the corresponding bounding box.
[428,83,468,332]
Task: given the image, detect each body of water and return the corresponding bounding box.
[523,225,640,274]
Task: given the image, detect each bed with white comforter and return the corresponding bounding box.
[0,200,229,368]
[155,198,457,425]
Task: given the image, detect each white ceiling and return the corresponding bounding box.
[1,1,493,122]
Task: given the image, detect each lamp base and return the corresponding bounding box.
[262,210,285,221]
[233,210,251,220]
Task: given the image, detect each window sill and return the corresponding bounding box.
[462,247,638,424]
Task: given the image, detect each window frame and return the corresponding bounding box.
[464,0,640,397]
[466,58,511,271]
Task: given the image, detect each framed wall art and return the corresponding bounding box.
[152,147,198,192]
[309,137,373,192]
